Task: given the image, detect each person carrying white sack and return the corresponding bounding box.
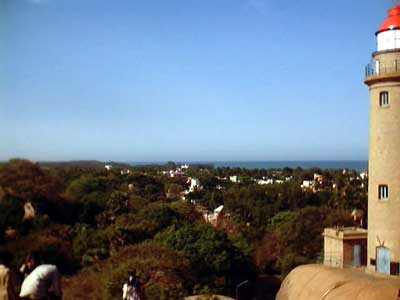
[19,253,62,300]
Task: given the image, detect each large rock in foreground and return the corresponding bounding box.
[276,264,400,300]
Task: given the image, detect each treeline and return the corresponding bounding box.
[0,160,252,299]
[0,159,367,300]
[184,165,367,275]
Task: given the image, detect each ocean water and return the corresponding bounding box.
[210,161,368,171]
[130,161,368,172]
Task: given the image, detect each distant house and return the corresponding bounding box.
[166,169,185,178]
[313,173,324,184]
[204,205,225,227]
[301,180,315,190]
[214,205,224,215]
[230,176,240,183]
[257,179,274,185]
[189,178,201,192]
[120,169,131,175]
[359,172,368,180]
[181,164,189,169]
[105,164,113,171]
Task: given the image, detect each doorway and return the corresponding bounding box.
[353,244,361,267]
[376,247,390,274]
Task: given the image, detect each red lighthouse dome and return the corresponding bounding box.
[377,5,400,34]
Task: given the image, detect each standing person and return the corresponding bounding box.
[19,252,62,300]
[122,273,141,300]
[0,250,17,300]
[19,253,40,279]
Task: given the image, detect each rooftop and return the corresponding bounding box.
[377,5,400,34]
[323,227,367,240]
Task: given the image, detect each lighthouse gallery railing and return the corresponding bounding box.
[365,59,400,77]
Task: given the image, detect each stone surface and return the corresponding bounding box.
[276,264,400,300]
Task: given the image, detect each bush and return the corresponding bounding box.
[0,196,24,240]
[155,222,255,295]
[106,242,192,300]
[72,224,110,266]
[4,224,79,274]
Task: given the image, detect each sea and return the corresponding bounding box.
[130,161,368,172]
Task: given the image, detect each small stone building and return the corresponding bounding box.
[322,227,368,268]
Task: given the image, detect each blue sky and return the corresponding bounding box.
[0,0,391,161]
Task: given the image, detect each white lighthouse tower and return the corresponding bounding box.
[365,4,400,275]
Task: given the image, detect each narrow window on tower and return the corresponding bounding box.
[379,91,389,107]
[378,184,389,200]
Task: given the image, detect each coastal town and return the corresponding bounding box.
[2,1,400,300]
[0,158,368,299]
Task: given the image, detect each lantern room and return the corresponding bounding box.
[377,5,400,51]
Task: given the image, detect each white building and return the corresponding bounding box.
[189,178,201,192]
[257,179,274,185]
[314,173,324,184]
[230,176,240,183]
[301,180,315,190]
[204,205,225,227]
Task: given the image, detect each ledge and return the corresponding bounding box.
[364,73,400,85]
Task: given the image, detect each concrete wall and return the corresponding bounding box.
[324,235,367,268]
[324,236,343,268]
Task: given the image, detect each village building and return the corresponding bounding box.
[300,180,314,191]
[120,169,131,175]
[203,205,225,227]
[322,227,367,268]
[188,178,201,192]
[313,173,324,184]
[229,175,240,183]
[256,179,274,185]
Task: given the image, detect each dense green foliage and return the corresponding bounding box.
[156,223,254,294]
[0,159,366,299]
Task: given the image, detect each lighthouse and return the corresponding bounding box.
[365,5,400,275]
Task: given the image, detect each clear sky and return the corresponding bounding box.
[0,0,392,162]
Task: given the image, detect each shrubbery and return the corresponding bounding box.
[0,159,367,299]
